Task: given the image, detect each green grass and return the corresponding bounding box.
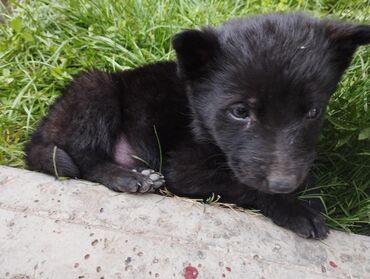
[0,0,369,235]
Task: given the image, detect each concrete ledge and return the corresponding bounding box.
[0,166,369,279]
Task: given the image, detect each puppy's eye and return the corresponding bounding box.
[229,104,249,120]
[306,108,320,119]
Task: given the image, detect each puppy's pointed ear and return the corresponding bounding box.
[172,29,220,79]
[325,21,370,46]
[323,21,370,70]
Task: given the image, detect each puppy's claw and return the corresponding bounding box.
[149,173,160,181]
[137,169,165,192]
[141,169,152,176]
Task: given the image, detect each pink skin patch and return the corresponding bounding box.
[114,135,135,167]
[184,265,199,279]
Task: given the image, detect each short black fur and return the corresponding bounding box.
[25,13,370,239]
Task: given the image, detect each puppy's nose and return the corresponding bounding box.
[267,174,297,193]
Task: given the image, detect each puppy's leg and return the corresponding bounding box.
[26,140,164,193]
[78,158,164,193]
[250,193,329,239]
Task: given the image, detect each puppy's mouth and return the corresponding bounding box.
[265,187,295,194]
[235,173,301,194]
[254,180,297,194]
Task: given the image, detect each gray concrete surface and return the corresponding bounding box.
[0,166,369,279]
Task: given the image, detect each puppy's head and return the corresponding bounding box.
[173,13,370,194]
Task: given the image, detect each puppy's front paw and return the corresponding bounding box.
[132,169,165,193]
[269,198,329,239]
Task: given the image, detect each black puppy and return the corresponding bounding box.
[25,13,370,239]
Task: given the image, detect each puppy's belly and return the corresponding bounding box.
[114,135,135,167]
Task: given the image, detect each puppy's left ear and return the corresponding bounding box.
[172,28,220,79]
[325,22,370,45]
[323,21,370,70]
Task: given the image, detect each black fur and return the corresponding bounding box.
[25,13,370,238]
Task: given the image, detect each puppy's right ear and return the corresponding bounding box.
[172,29,219,79]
